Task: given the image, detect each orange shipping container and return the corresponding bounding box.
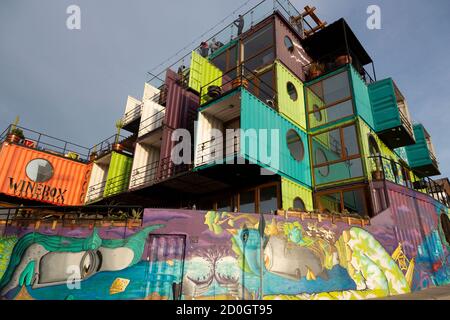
[0,143,92,206]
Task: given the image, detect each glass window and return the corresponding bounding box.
[314,159,364,186]
[259,186,278,214]
[26,159,54,183]
[343,189,367,216]
[211,52,227,73]
[318,193,341,213]
[244,47,275,73]
[243,24,274,61]
[258,68,276,105]
[343,125,359,156]
[287,82,298,101]
[322,72,351,104]
[293,197,306,211]
[315,149,330,177]
[217,197,232,212]
[240,190,256,213]
[313,104,322,121]
[286,129,304,161]
[284,36,294,52]
[309,100,353,128]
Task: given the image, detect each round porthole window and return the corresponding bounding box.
[284,36,294,53]
[287,82,298,101]
[313,104,322,122]
[286,129,304,162]
[293,197,306,211]
[315,148,329,177]
[440,212,450,246]
[26,159,54,183]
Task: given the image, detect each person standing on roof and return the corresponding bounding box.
[199,42,209,58]
[234,15,245,36]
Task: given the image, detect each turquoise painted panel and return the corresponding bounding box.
[208,39,238,60]
[395,147,409,166]
[104,152,133,198]
[350,66,375,130]
[405,124,433,168]
[368,78,401,132]
[240,89,312,187]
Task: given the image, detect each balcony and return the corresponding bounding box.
[369,155,448,207]
[405,124,440,177]
[0,124,91,162]
[89,133,134,161]
[368,79,415,149]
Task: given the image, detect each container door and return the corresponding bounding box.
[144,234,186,300]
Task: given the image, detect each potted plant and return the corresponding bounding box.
[89,145,98,162]
[308,62,325,79]
[372,169,384,180]
[112,119,125,152]
[6,116,25,143]
[335,54,352,66]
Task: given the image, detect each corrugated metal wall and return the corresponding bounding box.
[0,143,91,206]
[85,161,108,203]
[129,143,160,190]
[350,66,375,130]
[241,89,312,187]
[405,124,433,168]
[274,15,311,82]
[368,78,400,132]
[194,111,224,167]
[103,152,133,198]
[124,96,142,119]
[142,83,160,101]
[275,61,307,130]
[281,177,313,211]
[188,51,222,94]
[139,99,165,138]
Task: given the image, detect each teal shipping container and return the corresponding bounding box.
[240,89,312,187]
[349,66,374,130]
[405,124,440,177]
[104,151,133,198]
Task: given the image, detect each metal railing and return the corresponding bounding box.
[303,48,375,84]
[147,0,315,88]
[138,109,166,137]
[122,103,143,126]
[129,160,160,190]
[89,133,133,159]
[398,108,414,138]
[369,155,450,207]
[196,135,241,167]
[0,205,145,236]
[0,124,91,162]
[199,65,277,109]
[86,172,131,203]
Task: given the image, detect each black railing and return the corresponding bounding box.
[303,48,375,84]
[369,155,450,207]
[196,135,240,167]
[0,205,144,236]
[89,134,133,159]
[0,124,91,162]
[86,172,131,203]
[199,65,277,109]
[122,102,143,126]
[138,109,166,137]
[129,160,160,190]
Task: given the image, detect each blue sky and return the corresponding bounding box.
[1,0,449,178]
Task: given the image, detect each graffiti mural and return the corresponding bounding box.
[0,186,450,300]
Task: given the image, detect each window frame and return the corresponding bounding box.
[305,68,355,130]
[315,184,370,217]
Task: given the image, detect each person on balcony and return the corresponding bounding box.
[199,42,210,58]
[210,38,224,53]
[234,15,244,36]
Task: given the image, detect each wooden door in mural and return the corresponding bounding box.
[145,234,186,300]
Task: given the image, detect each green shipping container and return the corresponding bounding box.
[189,51,222,98]
[281,177,313,211]
[275,61,307,130]
[367,78,401,132]
[405,124,440,176]
[240,89,312,187]
[103,152,133,198]
[349,66,375,130]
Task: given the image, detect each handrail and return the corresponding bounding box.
[368,155,450,207]
[199,64,277,109]
[86,172,131,202]
[197,135,240,166]
[138,109,166,137]
[1,124,91,162]
[129,160,160,189]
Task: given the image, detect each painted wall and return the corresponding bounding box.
[281,177,313,212]
[189,51,222,95]
[0,143,91,206]
[1,182,449,300]
[368,78,401,133]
